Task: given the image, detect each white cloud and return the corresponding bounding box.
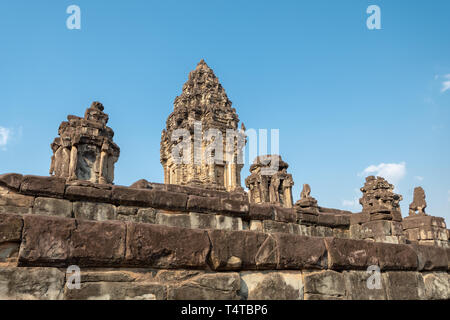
[0,127,10,149]
[414,176,424,181]
[342,198,359,208]
[441,74,450,93]
[359,162,406,186]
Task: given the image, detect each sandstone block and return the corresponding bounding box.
[409,244,448,271]
[0,213,23,242]
[0,267,65,300]
[248,204,273,220]
[421,272,449,300]
[70,219,126,266]
[240,271,303,300]
[0,185,35,208]
[125,223,209,269]
[273,233,327,269]
[20,175,66,198]
[375,243,417,271]
[220,198,249,216]
[215,215,243,231]
[325,238,378,270]
[65,282,166,300]
[382,272,424,300]
[273,206,296,223]
[65,185,112,202]
[73,201,116,221]
[156,212,191,228]
[111,186,154,206]
[187,195,221,213]
[208,230,276,270]
[0,173,23,190]
[262,220,292,234]
[33,197,72,218]
[343,270,387,300]
[168,273,240,300]
[303,270,345,297]
[189,212,216,229]
[150,190,187,211]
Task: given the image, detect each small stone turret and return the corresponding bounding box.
[359,176,403,221]
[49,101,120,184]
[245,155,294,208]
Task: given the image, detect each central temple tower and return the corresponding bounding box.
[160,60,246,191]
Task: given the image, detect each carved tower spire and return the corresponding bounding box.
[160,60,246,191]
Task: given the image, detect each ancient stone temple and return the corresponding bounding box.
[245,155,294,208]
[359,176,403,221]
[49,101,120,184]
[160,60,246,191]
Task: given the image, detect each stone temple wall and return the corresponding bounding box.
[0,173,449,300]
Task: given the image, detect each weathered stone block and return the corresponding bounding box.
[156,212,191,228]
[409,244,447,271]
[0,267,65,300]
[125,223,210,269]
[317,213,337,227]
[19,215,126,267]
[20,175,65,198]
[215,215,243,231]
[189,212,216,229]
[375,243,417,271]
[403,215,446,230]
[240,271,303,300]
[19,215,75,266]
[343,271,387,300]
[187,196,221,213]
[168,273,240,300]
[421,272,449,300]
[65,185,112,202]
[248,204,273,220]
[382,272,424,300]
[65,282,166,300]
[208,230,275,270]
[263,220,292,234]
[0,205,32,215]
[249,220,263,232]
[220,198,249,216]
[0,185,35,207]
[0,173,23,190]
[325,238,378,270]
[33,197,72,218]
[273,233,327,269]
[297,213,318,224]
[111,186,154,206]
[70,219,126,266]
[303,270,345,297]
[273,206,296,223]
[73,201,116,221]
[0,213,23,242]
[150,190,187,211]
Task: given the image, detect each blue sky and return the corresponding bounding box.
[0,0,449,220]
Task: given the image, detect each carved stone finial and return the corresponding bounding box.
[409,186,427,216]
[294,183,319,214]
[300,184,311,199]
